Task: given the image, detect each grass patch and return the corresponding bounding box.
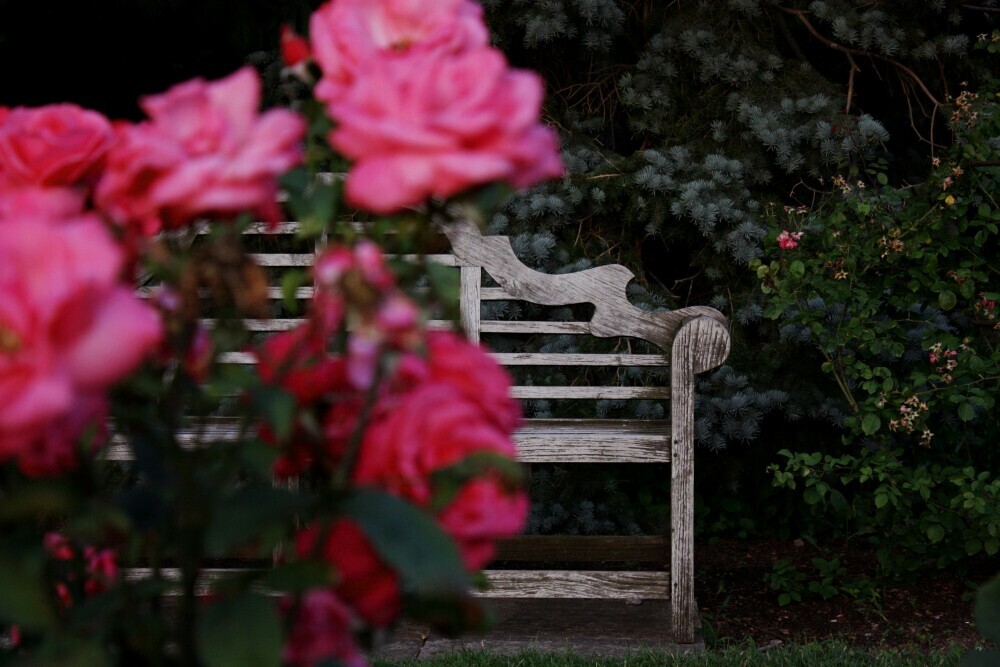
[376,641,967,666]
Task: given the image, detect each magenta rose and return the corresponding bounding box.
[328,46,564,213]
[95,67,305,235]
[354,383,518,504]
[295,520,401,628]
[424,331,521,433]
[0,202,162,476]
[0,104,114,191]
[282,589,367,667]
[438,476,529,571]
[310,0,488,105]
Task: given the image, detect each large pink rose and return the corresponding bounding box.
[0,207,162,476]
[95,67,305,234]
[328,47,564,213]
[0,104,114,190]
[424,331,521,433]
[353,383,518,504]
[310,0,488,105]
[282,589,366,667]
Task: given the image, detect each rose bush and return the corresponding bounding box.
[0,0,562,665]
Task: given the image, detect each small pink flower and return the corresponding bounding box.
[43,532,75,560]
[310,0,488,105]
[282,589,367,667]
[96,67,305,235]
[280,25,311,68]
[777,230,803,250]
[83,546,118,596]
[328,46,564,213]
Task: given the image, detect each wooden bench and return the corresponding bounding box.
[439,218,731,647]
[117,217,730,651]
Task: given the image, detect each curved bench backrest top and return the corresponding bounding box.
[441,218,729,355]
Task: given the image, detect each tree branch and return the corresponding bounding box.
[961,4,1000,13]
[775,5,943,110]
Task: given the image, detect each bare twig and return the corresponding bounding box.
[961,4,1000,13]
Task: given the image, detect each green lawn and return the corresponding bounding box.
[377,642,971,667]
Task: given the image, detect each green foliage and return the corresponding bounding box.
[753,128,1000,451]
[769,448,1000,574]
[961,573,1000,666]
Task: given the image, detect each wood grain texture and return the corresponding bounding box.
[442,218,726,352]
[481,571,669,599]
[461,266,481,343]
[510,386,670,400]
[669,317,729,644]
[494,353,670,366]
[513,419,670,462]
[104,418,670,463]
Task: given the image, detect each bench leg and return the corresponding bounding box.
[670,316,729,644]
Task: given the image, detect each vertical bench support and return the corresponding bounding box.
[460,266,481,343]
[670,316,731,644]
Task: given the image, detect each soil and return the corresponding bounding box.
[694,538,996,650]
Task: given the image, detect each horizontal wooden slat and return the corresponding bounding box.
[104,418,670,463]
[515,419,669,463]
[138,286,314,299]
[480,321,591,335]
[123,568,257,597]
[495,536,669,563]
[511,386,670,400]
[494,353,669,366]
[216,352,668,367]
[202,318,305,331]
[251,253,315,266]
[481,570,669,599]
[122,568,670,601]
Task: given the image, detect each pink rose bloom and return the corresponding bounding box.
[0,186,85,220]
[354,383,518,505]
[309,0,488,105]
[83,546,119,596]
[95,67,305,235]
[0,104,114,191]
[424,331,521,433]
[282,589,367,667]
[0,208,162,476]
[777,230,803,250]
[295,521,401,628]
[328,46,564,213]
[438,476,529,570]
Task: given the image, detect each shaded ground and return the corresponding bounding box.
[695,538,993,650]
